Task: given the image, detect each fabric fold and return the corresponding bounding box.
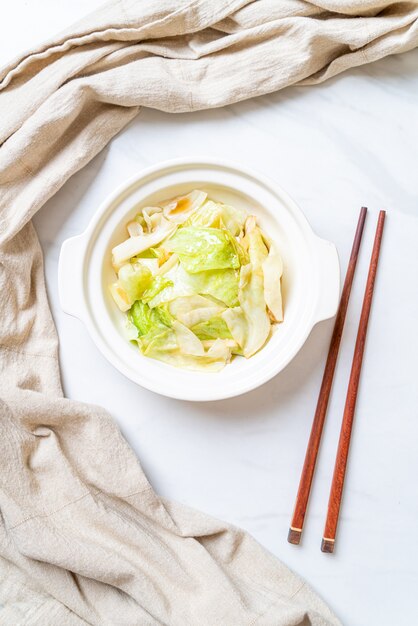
[1,0,417,623]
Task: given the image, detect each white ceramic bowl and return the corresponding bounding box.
[58,158,340,401]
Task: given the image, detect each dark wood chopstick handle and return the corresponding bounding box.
[322,210,386,553]
[288,207,367,545]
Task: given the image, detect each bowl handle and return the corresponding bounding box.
[58,234,86,321]
[314,237,340,323]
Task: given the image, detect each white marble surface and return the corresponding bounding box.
[2,3,418,625]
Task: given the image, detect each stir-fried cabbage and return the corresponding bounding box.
[110,190,283,371]
[163,227,241,273]
[118,263,152,303]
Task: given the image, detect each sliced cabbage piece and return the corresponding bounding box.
[134,258,159,274]
[222,262,271,358]
[127,221,143,237]
[109,282,131,312]
[201,338,240,352]
[169,295,225,327]
[143,209,165,234]
[262,242,283,322]
[125,317,141,340]
[117,263,152,303]
[146,263,195,308]
[112,219,175,268]
[134,247,164,260]
[164,227,241,273]
[222,216,273,356]
[147,263,239,308]
[156,253,178,276]
[143,206,162,220]
[143,324,231,372]
[146,346,230,371]
[245,216,268,268]
[221,204,246,236]
[162,190,207,223]
[187,200,246,237]
[187,200,222,229]
[129,300,172,337]
[172,320,205,356]
[205,338,232,361]
[221,306,247,349]
[191,316,233,341]
[241,215,283,323]
[238,263,271,357]
[141,275,174,304]
[183,267,239,307]
[140,327,177,354]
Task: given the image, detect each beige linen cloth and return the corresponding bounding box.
[0,1,417,624]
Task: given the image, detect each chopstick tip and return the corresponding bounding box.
[359,206,368,222]
[287,528,302,545]
[321,538,335,553]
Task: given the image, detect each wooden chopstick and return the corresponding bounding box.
[321,210,386,553]
[288,207,368,545]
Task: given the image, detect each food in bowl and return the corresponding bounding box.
[59,159,340,399]
[109,189,283,371]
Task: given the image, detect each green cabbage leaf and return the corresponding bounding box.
[164,227,241,273]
